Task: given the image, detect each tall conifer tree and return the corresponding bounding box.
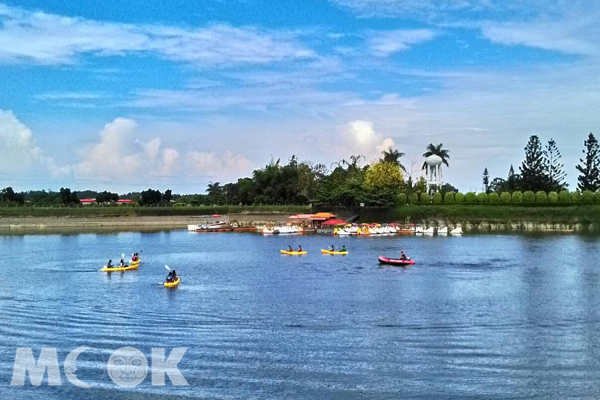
[576,133,600,192]
[520,135,549,192]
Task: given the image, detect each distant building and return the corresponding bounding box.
[117,199,133,205]
[80,198,95,206]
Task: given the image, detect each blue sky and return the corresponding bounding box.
[1,0,599,193]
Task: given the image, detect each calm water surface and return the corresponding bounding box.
[1,231,600,399]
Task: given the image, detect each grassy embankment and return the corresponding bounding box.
[359,204,600,226]
[0,205,311,218]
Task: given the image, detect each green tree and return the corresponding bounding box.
[455,192,465,203]
[163,189,173,203]
[139,188,162,205]
[433,192,443,203]
[576,133,600,192]
[595,191,600,204]
[380,147,407,172]
[422,143,450,169]
[464,192,477,203]
[522,191,535,203]
[206,181,224,205]
[408,193,419,204]
[488,192,499,203]
[365,162,404,189]
[443,192,454,203]
[398,193,407,205]
[59,187,79,205]
[582,190,595,204]
[572,190,582,204]
[477,192,488,203]
[512,191,523,203]
[545,139,567,191]
[483,167,489,193]
[420,192,431,203]
[548,191,559,203]
[558,190,571,203]
[535,191,547,203]
[500,192,512,203]
[520,135,549,192]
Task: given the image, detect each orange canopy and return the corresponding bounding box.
[310,212,336,221]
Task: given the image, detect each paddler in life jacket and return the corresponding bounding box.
[107,259,113,268]
[119,258,126,267]
[341,245,347,252]
[171,270,177,281]
[297,245,303,252]
[288,245,293,252]
[166,271,172,282]
[329,245,335,251]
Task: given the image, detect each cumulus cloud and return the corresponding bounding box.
[187,150,251,181]
[0,4,314,65]
[339,120,395,162]
[368,29,436,57]
[0,109,43,171]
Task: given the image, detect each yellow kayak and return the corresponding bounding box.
[164,277,180,288]
[100,264,139,272]
[321,249,348,255]
[280,250,307,255]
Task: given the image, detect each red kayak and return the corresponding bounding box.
[378,256,415,266]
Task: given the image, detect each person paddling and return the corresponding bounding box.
[288,245,293,252]
[166,271,173,282]
[107,259,113,268]
[341,245,347,252]
[171,270,177,281]
[119,258,126,267]
[297,245,303,252]
[329,245,335,251]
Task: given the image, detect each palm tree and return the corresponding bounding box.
[206,181,223,204]
[380,147,407,172]
[422,143,450,169]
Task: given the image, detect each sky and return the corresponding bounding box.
[1,0,600,193]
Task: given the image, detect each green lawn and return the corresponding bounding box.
[0,205,311,218]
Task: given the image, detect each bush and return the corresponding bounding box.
[443,192,455,203]
[398,193,407,205]
[408,193,419,204]
[454,192,465,203]
[582,190,594,204]
[595,191,600,203]
[500,192,512,203]
[522,191,535,203]
[488,192,499,203]
[572,191,582,204]
[433,192,443,204]
[464,192,477,204]
[548,191,559,203]
[512,191,523,203]
[477,192,488,203]
[558,190,571,203]
[420,193,431,204]
[535,191,547,203]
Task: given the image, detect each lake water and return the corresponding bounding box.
[2,231,600,399]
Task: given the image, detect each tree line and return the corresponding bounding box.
[484,133,600,194]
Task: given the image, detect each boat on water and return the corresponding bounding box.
[437,226,448,235]
[450,226,463,235]
[378,256,415,266]
[423,227,434,235]
[280,249,307,255]
[321,249,348,255]
[164,277,180,288]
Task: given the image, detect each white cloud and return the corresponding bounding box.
[0,109,43,171]
[160,148,180,176]
[187,150,251,181]
[0,4,314,65]
[338,120,395,162]
[368,29,436,57]
[482,17,600,56]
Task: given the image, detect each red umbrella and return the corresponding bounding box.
[321,219,348,226]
